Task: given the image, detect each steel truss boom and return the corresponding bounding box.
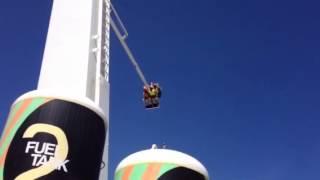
[110,3,149,87]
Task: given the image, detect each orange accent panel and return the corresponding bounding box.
[142,163,162,180]
[0,98,33,166]
[122,165,134,180]
[0,149,8,167]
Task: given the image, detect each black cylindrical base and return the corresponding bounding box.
[1,97,106,180]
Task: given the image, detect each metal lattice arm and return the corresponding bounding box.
[110,4,149,87]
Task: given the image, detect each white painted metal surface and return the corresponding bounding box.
[37,0,110,115]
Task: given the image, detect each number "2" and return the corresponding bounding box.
[15,123,69,180]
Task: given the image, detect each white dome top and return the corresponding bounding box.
[116,148,209,179]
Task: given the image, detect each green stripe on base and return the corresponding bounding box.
[131,163,148,179]
[0,98,47,156]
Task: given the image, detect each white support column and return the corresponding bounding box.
[37,0,111,179]
[38,0,92,98]
[99,0,111,179]
[37,0,110,116]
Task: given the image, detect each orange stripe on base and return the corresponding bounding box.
[142,163,162,180]
[0,98,33,166]
[122,165,134,180]
[0,149,8,167]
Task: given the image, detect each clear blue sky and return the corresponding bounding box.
[1,0,320,179]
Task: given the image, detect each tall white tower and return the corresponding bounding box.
[0,0,111,179]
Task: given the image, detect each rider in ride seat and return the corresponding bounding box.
[143,83,161,109]
[143,86,152,108]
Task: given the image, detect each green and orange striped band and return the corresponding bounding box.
[0,97,51,178]
[115,163,178,180]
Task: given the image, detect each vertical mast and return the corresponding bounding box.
[0,0,111,179]
[38,0,111,178]
[37,0,111,115]
[100,0,111,179]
